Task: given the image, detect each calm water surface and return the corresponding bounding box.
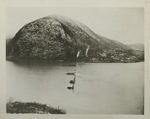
[6,61,144,114]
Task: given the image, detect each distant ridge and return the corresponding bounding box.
[127,43,144,51]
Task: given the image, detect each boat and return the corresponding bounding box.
[67,84,74,90]
[69,76,76,84]
[66,72,75,75]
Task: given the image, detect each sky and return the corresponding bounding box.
[6,7,144,44]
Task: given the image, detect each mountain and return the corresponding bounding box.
[6,14,144,62]
[127,43,144,51]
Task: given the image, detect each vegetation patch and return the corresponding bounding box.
[6,98,66,114]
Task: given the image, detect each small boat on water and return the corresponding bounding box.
[66,72,80,76]
[66,70,79,76]
[67,84,74,90]
[69,80,75,84]
[66,72,75,75]
[69,75,76,84]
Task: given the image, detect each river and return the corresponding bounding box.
[6,61,144,114]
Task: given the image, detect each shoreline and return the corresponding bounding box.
[6,56,144,63]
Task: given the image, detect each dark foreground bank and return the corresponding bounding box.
[6,101,66,114]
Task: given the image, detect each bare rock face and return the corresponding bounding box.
[7,15,144,62]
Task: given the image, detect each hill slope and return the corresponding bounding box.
[6,15,144,62]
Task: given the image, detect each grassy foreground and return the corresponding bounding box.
[6,100,66,114]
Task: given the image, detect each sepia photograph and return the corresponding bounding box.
[5,7,144,115]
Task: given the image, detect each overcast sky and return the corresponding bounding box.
[6,7,144,44]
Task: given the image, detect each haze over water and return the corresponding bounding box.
[6,61,144,114]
